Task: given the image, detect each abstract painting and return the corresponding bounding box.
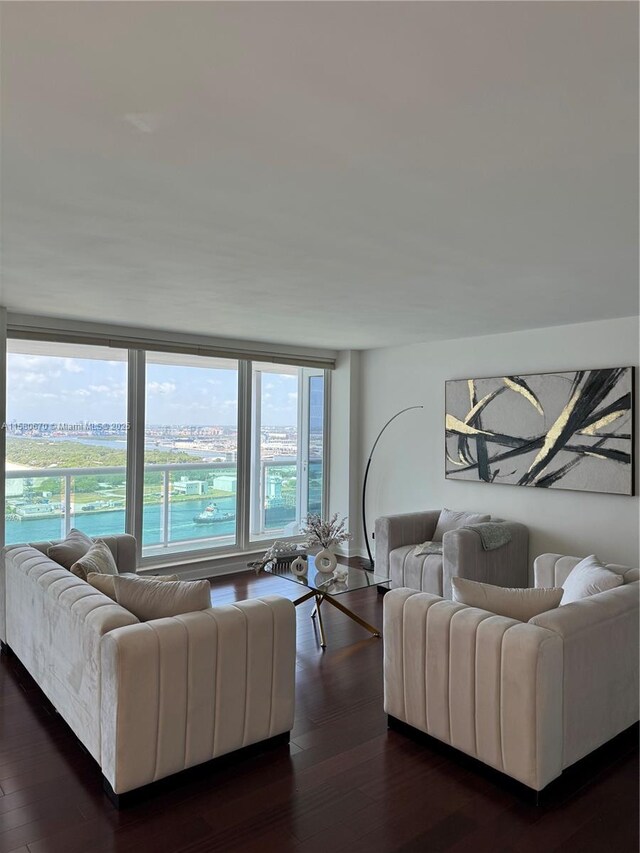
[445,367,635,495]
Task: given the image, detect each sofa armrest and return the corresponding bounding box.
[374,511,440,577]
[530,582,639,769]
[383,588,563,791]
[442,522,529,599]
[100,595,296,795]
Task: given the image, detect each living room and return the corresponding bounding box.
[0,1,638,851]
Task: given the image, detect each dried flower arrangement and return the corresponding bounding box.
[300,513,352,550]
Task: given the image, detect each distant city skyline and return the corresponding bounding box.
[7,353,299,426]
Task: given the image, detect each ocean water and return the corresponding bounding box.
[5,495,238,548]
[5,493,296,550]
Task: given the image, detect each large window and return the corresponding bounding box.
[4,341,328,565]
[5,341,128,545]
[142,353,239,558]
[250,364,325,542]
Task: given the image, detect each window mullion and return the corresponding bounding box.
[236,360,252,552]
[126,349,146,564]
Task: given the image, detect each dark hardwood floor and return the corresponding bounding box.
[0,567,637,853]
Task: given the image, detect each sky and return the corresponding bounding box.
[7,353,299,426]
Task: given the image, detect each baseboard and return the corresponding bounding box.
[387,715,639,806]
[103,731,291,808]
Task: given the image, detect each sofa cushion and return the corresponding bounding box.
[561,555,624,604]
[87,572,179,601]
[113,575,212,621]
[433,508,490,541]
[452,577,563,621]
[47,528,93,570]
[390,546,443,595]
[70,540,119,582]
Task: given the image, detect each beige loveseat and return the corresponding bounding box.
[1,536,296,803]
[383,553,639,792]
[375,510,529,597]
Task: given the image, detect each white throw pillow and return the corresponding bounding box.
[561,555,624,605]
[87,572,179,601]
[70,540,118,581]
[113,575,211,621]
[452,577,563,622]
[433,508,491,541]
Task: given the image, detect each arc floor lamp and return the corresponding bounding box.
[362,405,424,568]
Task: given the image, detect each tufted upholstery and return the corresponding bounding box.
[1,542,296,795]
[384,554,639,791]
[375,510,529,597]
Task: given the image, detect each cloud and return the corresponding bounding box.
[148,381,176,395]
[24,372,47,385]
[63,359,84,374]
[89,385,110,393]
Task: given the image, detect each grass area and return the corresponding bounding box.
[6,437,199,468]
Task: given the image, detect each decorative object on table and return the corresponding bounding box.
[314,548,338,574]
[250,540,306,575]
[362,406,424,567]
[445,367,634,495]
[333,565,349,582]
[290,555,308,576]
[300,513,352,574]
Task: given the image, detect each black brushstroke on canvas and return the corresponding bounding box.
[445,368,633,494]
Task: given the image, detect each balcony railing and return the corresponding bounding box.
[5,458,321,553]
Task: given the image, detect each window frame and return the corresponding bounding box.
[4,335,330,569]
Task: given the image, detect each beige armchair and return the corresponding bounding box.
[374,509,528,598]
[383,554,639,792]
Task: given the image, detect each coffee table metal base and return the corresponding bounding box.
[293,589,381,649]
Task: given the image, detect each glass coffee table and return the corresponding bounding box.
[265,557,391,648]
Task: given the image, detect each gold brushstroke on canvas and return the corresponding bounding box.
[579,411,625,436]
[463,390,501,425]
[527,387,582,480]
[503,377,544,415]
[446,414,492,437]
[446,451,465,467]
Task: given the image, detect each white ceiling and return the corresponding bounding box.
[1,1,638,350]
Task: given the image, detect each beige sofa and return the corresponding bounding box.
[375,510,529,597]
[1,537,296,804]
[383,553,639,792]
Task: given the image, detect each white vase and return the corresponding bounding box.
[315,547,337,574]
[290,556,308,577]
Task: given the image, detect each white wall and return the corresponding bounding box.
[358,316,640,569]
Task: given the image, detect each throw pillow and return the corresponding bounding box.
[561,555,624,605]
[70,540,118,582]
[87,572,179,601]
[452,577,563,621]
[433,508,491,541]
[113,575,211,621]
[47,528,93,570]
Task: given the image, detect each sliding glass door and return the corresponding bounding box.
[142,353,239,559]
[249,364,325,542]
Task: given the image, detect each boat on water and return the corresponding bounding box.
[193,504,236,525]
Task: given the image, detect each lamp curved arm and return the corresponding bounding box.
[362,406,423,567]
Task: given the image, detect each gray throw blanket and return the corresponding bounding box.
[462,522,512,551]
[412,541,443,557]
